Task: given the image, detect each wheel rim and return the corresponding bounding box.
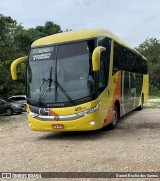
[6,109,12,115]
[112,107,118,126]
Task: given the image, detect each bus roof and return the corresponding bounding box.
[31,29,146,60]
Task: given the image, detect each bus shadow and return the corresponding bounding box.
[38,129,110,141]
[118,110,137,124]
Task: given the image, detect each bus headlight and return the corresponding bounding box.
[76,103,101,117]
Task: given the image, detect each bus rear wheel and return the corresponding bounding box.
[109,105,118,129]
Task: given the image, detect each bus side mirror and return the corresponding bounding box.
[92,46,106,71]
[11,56,28,80]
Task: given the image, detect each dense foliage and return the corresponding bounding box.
[0,14,62,98]
[0,14,160,97]
[136,38,160,96]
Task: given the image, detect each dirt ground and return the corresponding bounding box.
[0,107,160,181]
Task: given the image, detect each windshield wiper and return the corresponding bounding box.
[38,80,49,104]
[48,66,53,91]
[54,80,75,105]
[39,67,53,104]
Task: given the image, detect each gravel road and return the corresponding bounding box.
[0,108,160,181]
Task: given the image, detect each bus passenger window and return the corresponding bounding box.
[97,37,111,95]
[98,60,106,88]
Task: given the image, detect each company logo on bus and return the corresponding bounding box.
[54,116,60,121]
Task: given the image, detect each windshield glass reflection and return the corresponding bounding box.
[27,39,95,105]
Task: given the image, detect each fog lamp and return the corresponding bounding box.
[90,121,95,126]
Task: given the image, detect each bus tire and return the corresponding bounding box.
[109,105,119,129]
[137,95,144,111]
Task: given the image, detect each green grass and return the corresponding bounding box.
[144,97,160,108]
[149,89,160,97]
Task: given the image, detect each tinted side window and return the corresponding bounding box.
[140,58,148,74]
[113,41,148,74]
[98,37,111,95]
[113,42,123,74]
[98,60,106,89]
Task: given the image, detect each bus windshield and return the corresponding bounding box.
[27,39,95,107]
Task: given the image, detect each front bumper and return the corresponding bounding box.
[28,111,99,132]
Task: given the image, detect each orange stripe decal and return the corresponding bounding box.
[103,71,122,127]
[50,109,58,116]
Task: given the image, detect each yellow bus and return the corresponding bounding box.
[11,29,149,131]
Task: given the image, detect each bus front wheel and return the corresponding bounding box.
[109,105,118,129]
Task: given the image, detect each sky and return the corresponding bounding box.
[0,0,160,47]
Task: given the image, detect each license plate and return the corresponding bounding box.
[51,124,64,129]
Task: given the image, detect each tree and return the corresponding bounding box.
[15,28,45,55]
[36,21,62,36]
[0,14,63,98]
[0,14,24,61]
[15,21,63,55]
[0,60,26,97]
[0,14,26,97]
[136,38,160,95]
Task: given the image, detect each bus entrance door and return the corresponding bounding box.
[122,71,134,114]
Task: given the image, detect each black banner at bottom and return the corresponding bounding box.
[1,172,160,179]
